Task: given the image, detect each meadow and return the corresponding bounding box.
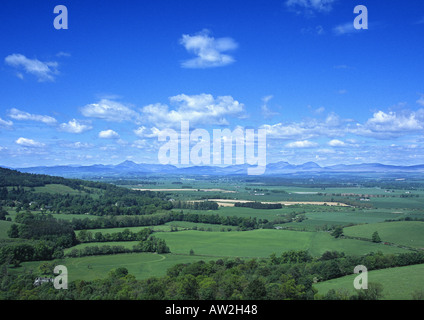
[0,220,12,238]
[343,221,424,249]
[314,263,424,300]
[20,252,226,282]
[154,229,408,258]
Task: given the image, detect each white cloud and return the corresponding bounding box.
[59,119,92,133]
[325,112,342,126]
[180,30,238,68]
[134,126,161,138]
[81,99,142,123]
[9,108,57,125]
[264,108,424,143]
[98,129,120,139]
[286,0,336,14]
[61,142,94,149]
[262,123,313,140]
[349,109,424,139]
[328,139,346,147]
[4,54,59,82]
[366,110,423,131]
[142,93,245,127]
[0,117,13,128]
[261,95,280,119]
[317,148,336,154]
[285,140,318,148]
[132,139,147,149]
[261,115,346,141]
[333,22,357,35]
[314,107,325,114]
[134,126,147,137]
[56,51,71,57]
[15,137,45,148]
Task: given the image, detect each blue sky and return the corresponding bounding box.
[0,0,424,168]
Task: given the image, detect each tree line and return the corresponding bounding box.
[66,236,170,258]
[234,202,283,209]
[70,211,261,231]
[1,186,173,216]
[172,200,219,210]
[76,227,153,243]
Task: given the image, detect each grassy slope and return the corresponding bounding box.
[155,229,410,258]
[20,252,224,282]
[314,263,424,300]
[343,221,424,249]
[0,220,12,239]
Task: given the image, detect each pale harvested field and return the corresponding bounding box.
[133,188,236,193]
[192,199,349,207]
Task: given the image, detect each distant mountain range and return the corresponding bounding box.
[5,160,424,178]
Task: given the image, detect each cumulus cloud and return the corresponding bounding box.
[141,93,245,127]
[4,54,59,82]
[81,99,142,123]
[15,137,45,148]
[180,30,238,68]
[328,139,346,147]
[134,126,161,138]
[59,119,92,133]
[98,129,120,139]
[352,110,424,138]
[285,140,318,148]
[8,108,57,125]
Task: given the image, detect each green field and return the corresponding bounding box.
[20,252,223,282]
[0,220,13,239]
[314,263,424,300]
[154,229,410,258]
[283,209,408,231]
[343,221,424,249]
